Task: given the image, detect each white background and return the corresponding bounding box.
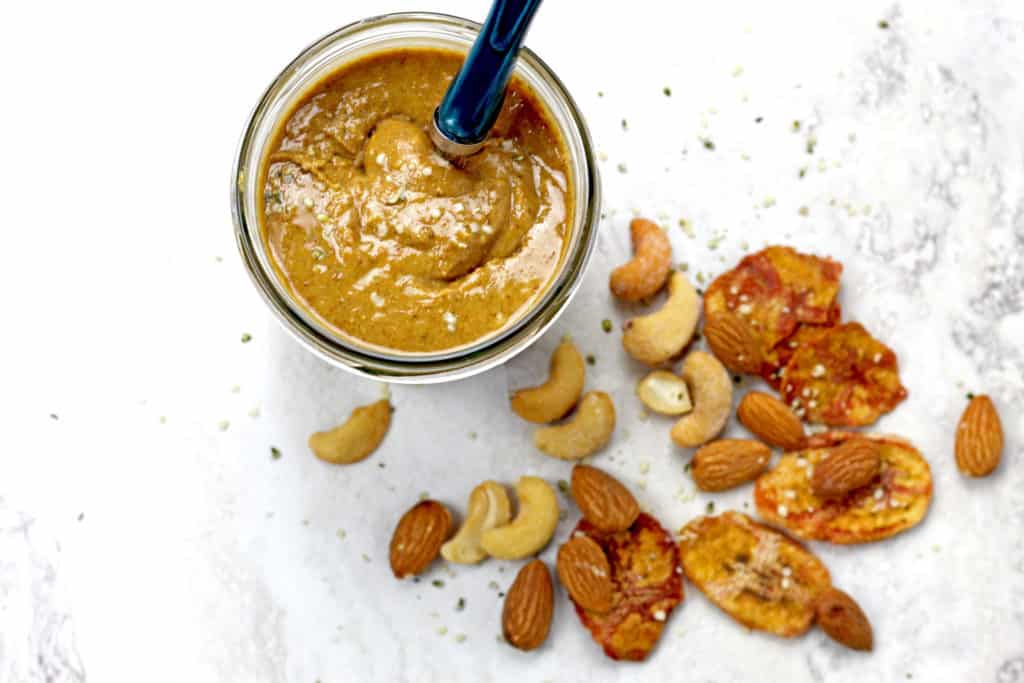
[1,1,1023,682]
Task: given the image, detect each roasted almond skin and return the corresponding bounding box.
[557,535,613,613]
[571,465,640,533]
[704,311,763,374]
[502,559,554,651]
[737,391,805,450]
[955,395,1004,477]
[816,588,873,651]
[811,439,881,499]
[389,500,453,579]
[691,439,772,492]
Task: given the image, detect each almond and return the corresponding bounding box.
[556,535,613,613]
[502,559,554,651]
[389,500,453,579]
[737,391,805,450]
[955,394,1004,477]
[704,311,763,374]
[571,464,640,533]
[815,588,873,651]
[811,439,881,500]
[691,439,772,492]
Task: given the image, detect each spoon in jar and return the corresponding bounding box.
[430,0,544,157]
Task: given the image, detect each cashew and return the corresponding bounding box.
[480,476,559,559]
[670,351,733,447]
[308,399,392,464]
[609,218,672,302]
[637,370,693,415]
[511,338,585,423]
[440,481,512,564]
[622,271,700,366]
[534,391,616,461]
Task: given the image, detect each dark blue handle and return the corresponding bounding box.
[435,0,543,146]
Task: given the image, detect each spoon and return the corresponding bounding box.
[430,0,544,157]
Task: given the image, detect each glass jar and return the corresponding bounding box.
[231,12,599,383]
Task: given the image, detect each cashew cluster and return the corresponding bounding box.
[622,271,700,366]
[481,476,560,559]
[441,481,512,564]
[308,399,392,464]
[670,351,733,447]
[393,476,560,573]
[511,338,585,423]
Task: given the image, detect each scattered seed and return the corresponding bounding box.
[601,319,613,333]
[432,580,445,588]
[271,446,282,460]
[663,86,672,97]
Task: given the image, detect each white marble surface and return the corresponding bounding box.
[2,0,1023,681]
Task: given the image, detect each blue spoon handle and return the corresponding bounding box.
[433,0,543,154]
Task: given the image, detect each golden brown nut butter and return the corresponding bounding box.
[260,49,572,353]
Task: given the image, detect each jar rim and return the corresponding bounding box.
[230,12,600,383]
